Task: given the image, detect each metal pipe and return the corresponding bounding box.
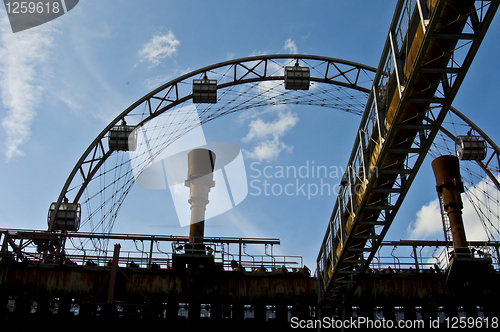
[184,149,216,252]
[149,239,154,265]
[432,155,468,254]
[0,229,281,245]
[107,243,120,304]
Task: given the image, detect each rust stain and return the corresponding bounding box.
[0,263,316,305]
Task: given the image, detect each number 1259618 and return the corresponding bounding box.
[5,2,61,14]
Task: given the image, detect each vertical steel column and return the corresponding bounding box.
[166,301,179,320]
[383,305,396,322]
[56,297,72,317]
[232,303,244,321]
[403,303,417,321]
[443,303,458,319]
[0,294,8,319]
[188,301,200,321]
[254,303,266,322]
[275,303,287,322]
[107,243,121,304]
[421,303,438,329]
[149,238,154,265]
[211,302,222,321]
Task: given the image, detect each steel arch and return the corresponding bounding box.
[49,55,378,231]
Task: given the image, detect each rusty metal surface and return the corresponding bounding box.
[350,271,500,304]
[0,262,316,305]
[432,155,469,253]
[4,258,498,310]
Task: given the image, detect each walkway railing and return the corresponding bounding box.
[0,228,305,273]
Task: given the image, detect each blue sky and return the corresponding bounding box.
[1,1,499,270]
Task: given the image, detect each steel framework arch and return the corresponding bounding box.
[49,55,378,234]
[48,51,500,257]
[44,49,500,294]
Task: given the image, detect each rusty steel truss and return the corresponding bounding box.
[0,229,306,272]
[316,0,500,307]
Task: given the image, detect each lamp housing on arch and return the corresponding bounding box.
[108,124,137,151]
[48,202,81,232]
[193,78,217,103]
[455,135,487,161]
[284,65,310,90]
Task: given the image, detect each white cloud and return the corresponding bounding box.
[407,199,442,238]
[245,136,293,162]
[242,109,298,162]
[144,74,173,90]
[462,200,489,240]
[243,110,298,142]
[461,178,495,240]
[144,66,192,90]
[139,30,180,66]
[408,175,495,241]
[0,16,55,161]
[284,38,298,54]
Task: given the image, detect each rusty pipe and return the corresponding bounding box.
[432,155,468,253]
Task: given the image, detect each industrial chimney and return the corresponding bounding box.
[184,148,216,254]
[432,155,469,254]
